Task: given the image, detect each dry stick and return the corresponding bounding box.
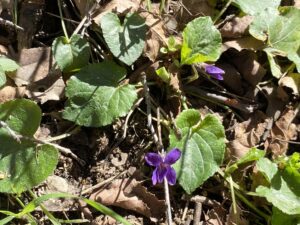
[0,120,85,166]
[72,1,98,36]
[193,202,202,225]
[81,170,127,195]
[0,17,24,31]
[184,86,257,114]
[142,74,173,225]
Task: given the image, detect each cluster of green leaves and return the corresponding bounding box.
[0,100,58,194]
[226,148,300,225]
[233,0,300,78]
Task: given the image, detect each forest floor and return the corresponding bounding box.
[0,0,299,225]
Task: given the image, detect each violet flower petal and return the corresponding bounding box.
[205,65,225,80]
[145,152,162,167]
[164,148,181,165]
[166,167,177,185]
[152,167,158,185]
[156,166,168,184]
[209,73,224,80]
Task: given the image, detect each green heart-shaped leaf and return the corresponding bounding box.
[169,109,226,194]
[233,0,280,15]
[52,34,90,72]
[0,57,19,88]
[181,17,222,65]
[250,7,300,76]
[63,61,137,127]
[101,12,146,66]
[0,99,58,194]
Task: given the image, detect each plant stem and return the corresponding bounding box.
[218,170,270,222]
[235,191,270,222]
[213,0,234,24]
[164,175,173,225]
[57,0,69,41]
[28,190,60,224]
[14,196,37,224]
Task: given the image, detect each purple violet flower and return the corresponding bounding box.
[205,65,225,80]
[145,148,181,185]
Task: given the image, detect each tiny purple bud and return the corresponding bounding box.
[205,65,225,80]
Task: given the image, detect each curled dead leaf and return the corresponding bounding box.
[90,178,165,222]
[226,204,249,225]
[0,85,26,103]
[278,73,300,97]
[228,111,268,159]
[175,0,216,27]
[222,36,264,52]
[218,63,243,95]
[9,47,65,103]
[93,0,140,22]
[220,16,253,38]
[265,109,297,156]
[226,50,266,86]
[140,9,168,62]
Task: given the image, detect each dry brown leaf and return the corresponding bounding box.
[12,47,53,86]
[265,109,297,156]
[90,178,165,222]
[140,9,168,62]
[73,0,95,17]
[0,45,8,55]
[175,0,215,26]
[0,0,13,14]
[205,207,226,225]
[37,175,80,212]
[278,73,300,96]
[226,204,249,225]
[220,16,253,38]
[228,111,268,159]
[9,47,65,103]
[218,63,243,95]
[166,63,181,115]
[0,85,26,103]
[222,36,264,52]
[93,0,140,22]
[25,72,65,104]
[226,50,266,86]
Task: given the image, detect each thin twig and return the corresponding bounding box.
[0,121,21,143]
[0,17,24,31]
[184,86,257,113]
[213,0,234,24]
[0,120,85,166]
[193,202,202,225]
[81,171,127,195]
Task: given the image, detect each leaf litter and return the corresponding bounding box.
[0,0,300,224]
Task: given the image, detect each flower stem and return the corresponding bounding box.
[164,168,173,225]
[57,0,69,41]
[213,0,234,24]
